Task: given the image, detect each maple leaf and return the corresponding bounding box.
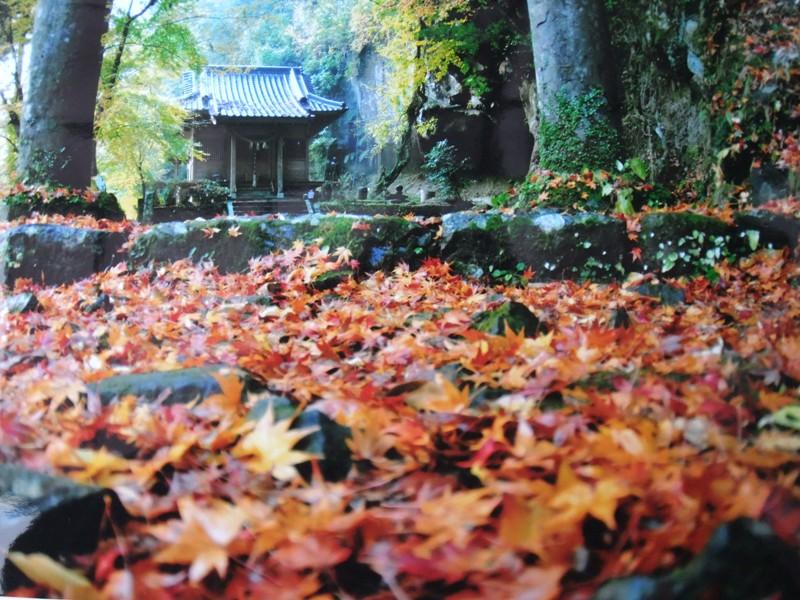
[405,373,471,413]
[228,225,242,237]
[202,226,220,239]
[7,553,102,600]
[549,461,630,530]
[233,401,319,479]
[630,246,643,262]
[272,533,351,570]
[333,246,354,264]
[154,498,246,583]
[69,447,132,486]
[203,370,245,412]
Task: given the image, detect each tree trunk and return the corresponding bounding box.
[18,0,110,188]
[526,0,618,120]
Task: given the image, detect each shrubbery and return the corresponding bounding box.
[180,179,230,207]
[422,140,472,201]
[2,185,126,221]
[493,161,674,213]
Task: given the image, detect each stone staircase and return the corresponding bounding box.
[230,188,309,216]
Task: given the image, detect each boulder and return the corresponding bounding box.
[129,218,298,274]
[631,282,686,306]
[89,365,251,406]
[0,465,126,593]
[311,269,355,292]
[749,165,795,205]
[355,217,437,272]
[4,292,41,314]
[293,409,353,482]
[0,225,126,288]
[609,307,632,329]
[594,519,800,600]
[441,212,512,278]
[735,210,800,253]
[130,215,437,275]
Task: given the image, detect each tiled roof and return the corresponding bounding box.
[180,66,346,120]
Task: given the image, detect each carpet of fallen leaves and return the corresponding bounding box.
[2,237,800,599]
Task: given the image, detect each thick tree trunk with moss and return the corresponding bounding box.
[526,0,621,170]
[18,0,110,188]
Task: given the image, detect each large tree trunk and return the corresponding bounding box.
[526,0,618,119]
[18,0,110,188]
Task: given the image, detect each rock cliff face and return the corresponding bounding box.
[596,0,798,188]
[341,0,797,193]
[343,0,535,185]
[607,0,715,182]
[340,47,400,185]
[419,0,535,180]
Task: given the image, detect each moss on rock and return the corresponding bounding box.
[505,212,631,281]
[639,212,734,276]
[440,212,513,278]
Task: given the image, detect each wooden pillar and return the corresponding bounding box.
[251,143,257,188]
[187,127,195,181]
[277,137,285,198]
[305,137,310,181]
[229,133,237,197]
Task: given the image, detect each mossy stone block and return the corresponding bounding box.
[505,212,631,281]
[472,301,546,337]
[1,225,126,288]
[90,366,251,406]
[639,212,733,276]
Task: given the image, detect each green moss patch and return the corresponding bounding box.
[639,212,735,277]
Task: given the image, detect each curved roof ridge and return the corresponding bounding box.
[180,65,346,120]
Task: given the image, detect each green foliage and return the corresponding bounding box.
[309,128,337,181]
[759,405,800,431]
[539,89,622,172]
[2,186,125,221]
[422,140,471,200]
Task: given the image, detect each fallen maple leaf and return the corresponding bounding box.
[154,497,246,583]
[7,552,102,600]
[233,401,319,479]
[204,370,245,412]
[405,373,471,413]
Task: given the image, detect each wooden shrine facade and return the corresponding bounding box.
[180,66,346,197]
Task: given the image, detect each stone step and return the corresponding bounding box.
[231,200,309,216]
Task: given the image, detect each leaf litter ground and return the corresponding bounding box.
[1,239,800,599]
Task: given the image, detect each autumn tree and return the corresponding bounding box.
[18,0,110,188]
[98,0,200,118]
[526,0,622,170]
[0,0,34,180]
[352,0,490,190]
[95,0,201,210]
